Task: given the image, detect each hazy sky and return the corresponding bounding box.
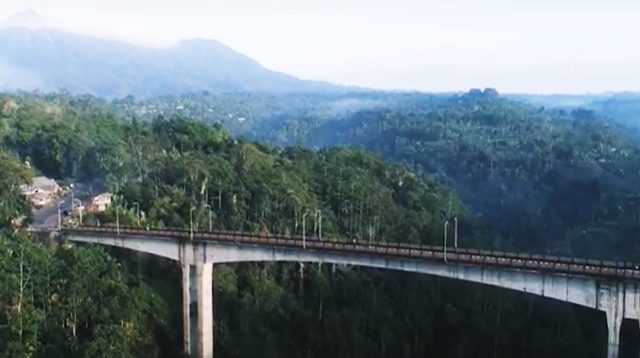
[1,0,639,94]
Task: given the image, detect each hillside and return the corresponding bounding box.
[6,90,640,259]
[0,93,613,357]
[178,89,640,259]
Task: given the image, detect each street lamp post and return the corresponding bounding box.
[368,214,378,245]
[57,201,64,229]
[217,180,222,210]
[133,202,140,226]
[73,199,83,225]
[190,207,196,240]
[443,220,449,262]
[373,215,378,242]
[116,205,120,235]
[315,210,322,239]
[205,204,212,232]
[454,217,458,248]
[302,212,309,249]
[210,181,223,211]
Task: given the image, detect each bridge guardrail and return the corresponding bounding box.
[60,225,640,281]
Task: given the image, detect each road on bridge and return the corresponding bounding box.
[61,225,640,281]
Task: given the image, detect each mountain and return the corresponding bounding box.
[0,12,345,98]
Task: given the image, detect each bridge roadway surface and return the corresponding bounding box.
[58,225,640,358]
[62,225,640,280]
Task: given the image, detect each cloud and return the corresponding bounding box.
[0,9,49,29]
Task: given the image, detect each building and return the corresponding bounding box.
[88,193,112,213]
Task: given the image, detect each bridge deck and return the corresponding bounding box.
[61,226,640,281]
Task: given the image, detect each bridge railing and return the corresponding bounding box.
[61,225,640,281]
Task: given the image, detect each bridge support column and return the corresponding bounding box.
[603,283,624,358]
[182,263,214,358]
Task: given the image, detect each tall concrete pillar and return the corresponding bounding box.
[182,263,214,358]
[606,310,622,358]
[182,264,191,354]
[604,283,624,358]
[197,263,214,357]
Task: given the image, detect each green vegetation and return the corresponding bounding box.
[0,91,633,357]
[233,89,640,259]
[0,155,175,357]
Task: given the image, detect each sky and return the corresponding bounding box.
[1,0,639,94]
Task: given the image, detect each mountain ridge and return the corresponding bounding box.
[0,14,349,98]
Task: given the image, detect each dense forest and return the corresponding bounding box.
[107,89,640,258]
[228,89,640,260]
[0,91,637,357]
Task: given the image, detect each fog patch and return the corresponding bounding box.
[328,98,383,116]
[0,59,47,91]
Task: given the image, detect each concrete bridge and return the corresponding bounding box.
[58,226,640,358]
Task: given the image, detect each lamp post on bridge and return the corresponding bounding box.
[133,202,140,226]
[113,184,121,235]
[216,180,222,211]
[57,200,65,229]
[302,212,308,249]
[204,204,212,232]
[443,220,449,262]
[208,180,223,211]
[369,215,378,245]
[133,201,142,281]
[314,210,322,240]
[442,217,459,262]
[74,199,83,225]
[190,207,196,240]
[454,217,458,248]
[116,204,120,235]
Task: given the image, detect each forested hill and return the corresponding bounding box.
[287,90,640,259]
[4,90,640,260]
[510,92,640,129]
[0,93,615,357]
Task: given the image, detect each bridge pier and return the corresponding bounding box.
[64,229,640,358]
[602,283,625,358]
[182,263,214,358]
[606,310,622,358]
